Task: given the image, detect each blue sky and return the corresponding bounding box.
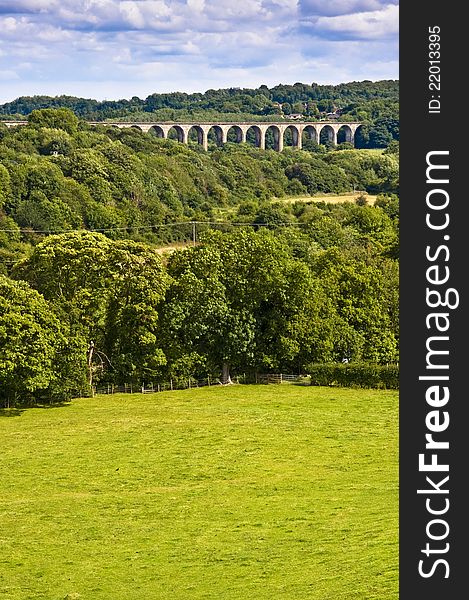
[0,0,398,103]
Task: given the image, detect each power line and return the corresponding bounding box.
[0,220,310,234]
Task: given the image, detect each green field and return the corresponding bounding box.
[273,192,378,205]
[0,385,398,600]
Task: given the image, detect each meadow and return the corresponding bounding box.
[0,385,398,600]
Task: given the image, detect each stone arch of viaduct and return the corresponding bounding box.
[3,120,362,151]
[96,121,362,150]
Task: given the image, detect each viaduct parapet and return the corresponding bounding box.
[2,120,363,151]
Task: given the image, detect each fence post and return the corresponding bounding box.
[170,379,173,391]
[208,375,210,387]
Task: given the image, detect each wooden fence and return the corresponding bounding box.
[93,374,307,395]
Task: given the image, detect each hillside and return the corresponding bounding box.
[0,80,399,148]
[0,109,399,260]
[0,108,399,403]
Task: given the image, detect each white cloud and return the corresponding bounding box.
[2,16,19,31]
[0,0,59,12]
[0,0,399,103]
[314,3,398,39]
[299,0,397,17]
[187,0,205,11]
[0,69,20,81]
[119,1,145,28]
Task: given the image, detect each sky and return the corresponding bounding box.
[0,0,399,103]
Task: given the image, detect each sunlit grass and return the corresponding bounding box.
[0,385,398,600]
[273,192,378,205]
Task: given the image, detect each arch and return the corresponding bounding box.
[227,125,244,144]
[188,124,205,147]
[265,125,282,151]
[283,124,301,149]
[148,125,166,138]
[167,125,186,143]
[85,120,363,151]
[337,124,353,145]
[208,125,224,147]
[246,125,263,149]
[319,124,336,147]
[353,124,368,148]
[301,125,319,147]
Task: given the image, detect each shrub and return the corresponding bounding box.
[307,362,399,389]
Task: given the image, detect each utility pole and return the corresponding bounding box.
[192,221,196,247]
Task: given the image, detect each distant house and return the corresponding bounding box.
[325,109,342,120]
[285,113,303,120]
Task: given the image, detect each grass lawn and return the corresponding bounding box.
[0,385,398,600]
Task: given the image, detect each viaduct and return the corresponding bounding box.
[2,120,363,151]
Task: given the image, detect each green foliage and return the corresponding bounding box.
[5,197,399,396]
[15,190,80,231]
[308,248,399,363]
[324,149,399,193]
[13,231,170,387]
[2,82,398,138]
[0,163,11,208]
[307,362,399,389]
[37,127,75,156]
[13,231,116,332]
[103,240,170,384]
[162,229,316,380]
[0,275,87,406]
[28,108,79,134]
[285,160,350,194]
[0,101,399,399]
[0,114,398,256]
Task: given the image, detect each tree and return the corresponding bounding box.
[38,127,74,156]
[0,275,86,407]
[15,190,80,232]
[28,108,79,135]
[0,164,11,209]
[309,248,399,363]
[102,241,170,385]
[285,160,351,194]
[13,231,116,335]
[161,229,316,381]
[13,231,169,387]
[291,102,305,115]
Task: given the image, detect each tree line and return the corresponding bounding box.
[1,220,398,407]
[0,80,399,148]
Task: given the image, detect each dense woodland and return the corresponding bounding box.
[0,98,399,406]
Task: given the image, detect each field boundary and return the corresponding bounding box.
[93,373,308,396]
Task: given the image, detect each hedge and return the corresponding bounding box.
[306,362,399,389]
